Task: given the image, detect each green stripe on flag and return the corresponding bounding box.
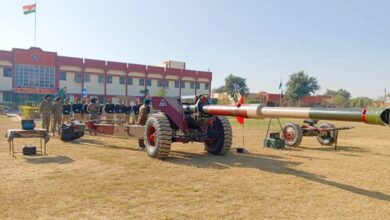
[24,10,36,15]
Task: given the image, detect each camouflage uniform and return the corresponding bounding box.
[87,103,100,120]
[137,104,149,125]
[39,100,53,132]
[52,101,63,133]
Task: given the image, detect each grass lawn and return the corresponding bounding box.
[0,115,389,219]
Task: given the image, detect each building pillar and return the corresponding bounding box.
[179,78,182,97]
[125,73,128,97]
[104,70,107,103]
[81,69,85,99]
[194,80,197,97]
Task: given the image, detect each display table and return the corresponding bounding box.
[5,129,50,156]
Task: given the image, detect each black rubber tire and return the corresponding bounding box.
[144,114,172,159]
[204,116,232,155]
[316,123,337,146]
[282,122,303,147]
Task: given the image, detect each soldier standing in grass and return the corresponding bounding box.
[104,97,115,121]
[124,99,132,124]
[136,99,150,150]
[87,98,100,120]
[52,97,63,134]
[62,98,71,124]
[39,94,53,132]
[83,98,90,122]
[132,100,140,124]
[115,98,125,122]
[72,97,83,121]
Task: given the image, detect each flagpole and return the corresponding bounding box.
[34,3,37,47]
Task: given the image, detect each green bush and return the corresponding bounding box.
[246,99,261,104]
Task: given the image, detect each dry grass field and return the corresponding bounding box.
[1,115,389,219]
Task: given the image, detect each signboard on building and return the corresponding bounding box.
[14,88,56,94]
[82,87,87,98]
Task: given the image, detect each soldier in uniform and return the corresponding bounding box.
[87,98,100,120]
[83,98,90,122]
[52,97,63,134]
[124,99,132,124]
[104,97,115,121]
[137,99,150,125]
[39,95,53,132]
[72,97,83,122]
[137,99,150,150]
[115,99,125,122]
[132,100,141,124]
[62,98,71,124]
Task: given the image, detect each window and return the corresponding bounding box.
[196,82,200,89]
[158,79,169,87]
[106,75,113,84]
[74,73,82,83]
[84,73,90,82]
[119,76,125,85]
[3,92,12,102]
[139,78,145,86]
[14,64,55,88]
[146,79,152,86]
[127,77,133,85]
[205,82,209,90]
[190,82,195,89]
[98,75,105,83]
[60,71,66,80]
[174,80,179,88]
[181,81,185,88]
[3,68,12,77]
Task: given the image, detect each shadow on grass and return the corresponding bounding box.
[299,145,370,153]
[167,150,390,202]
[70,139,142,152]
[25,155,74,164]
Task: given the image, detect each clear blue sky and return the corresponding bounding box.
[1,0,389,98]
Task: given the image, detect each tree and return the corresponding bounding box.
[285,71,320,101]
[332,94,348,107]
[213,85,225,93]
[349,97,373,108]
[224,74,249,102]
[155,88,167,97]
[324,89,351,100]
[323,88,351,107]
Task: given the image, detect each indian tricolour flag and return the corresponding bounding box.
[23,3,36,15]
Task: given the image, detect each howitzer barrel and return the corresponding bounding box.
[200,105,390,127]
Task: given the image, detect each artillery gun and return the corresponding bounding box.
[84,95,390,159]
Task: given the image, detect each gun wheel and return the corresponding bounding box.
[282,122,303,147]
[316,123,337,146]
[204,116,232,155]
[144,114,172,159]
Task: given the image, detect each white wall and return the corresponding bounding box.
[166,80,180,97]
[59,72,82,94]
[106,75,125,96]
[197,82,210,96]
[127,77,144,97]
[0,67,13,90]
[84,74,104,95]
[0,92,3,102]
[148,79,160,96]
[181,81,195,96]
